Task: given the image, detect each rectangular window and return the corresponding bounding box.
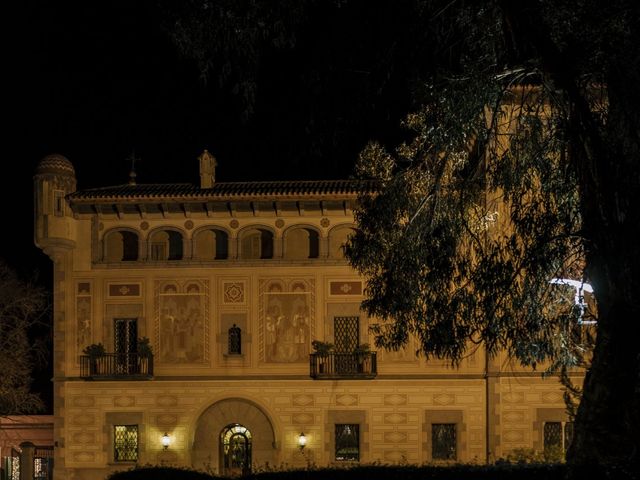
[114,425,138,461]
[335,424,359,461]
[544,421,573,454]
[432,423,457,460]
[53,190,65,216]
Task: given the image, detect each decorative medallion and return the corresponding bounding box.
[72,452,95,462]
[433,393,455,405]
[71,414,95,426]
[503,429,526,442]
[503,410,526,424]
[336,394,358,406]
[503,392,525,404]
[384,431,408,444]
[329,281,363,296]
[223,282,245,304]
[320,217,330,228]
[292,413,314,425]
[275,218,285,229]
[72,395,95,408]
[293,394,314,406]
[156,414,178,425]
[156,395,178,407]
[384,394,408,406]
[184,220,194,230]
[114,396,136,407]
[383,450,407,462]
[108,283,141,297]
[384,413,408,425]
[229,219,239,229]
[140,221,149,230]
[72,431,95,444]
[542,391,563,403]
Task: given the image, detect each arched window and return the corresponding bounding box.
[194,228,229,260]
[329,225,353,259]
[104,230,139,262]
[240,228,273,259]
[149,230,183,261]
[228,324,241,355]
[220,424,252,476]
[284,227,319,259]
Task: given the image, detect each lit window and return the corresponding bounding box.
[114,425,138,461]
[335,424,359,461]
[544,421,573,457]
[432,423,457,460]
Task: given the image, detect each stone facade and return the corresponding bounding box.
[34,153,581,480]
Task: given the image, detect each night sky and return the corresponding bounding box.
[5,1,424,410]
[5,0,426,279]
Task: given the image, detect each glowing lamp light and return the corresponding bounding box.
[298,432,307,450]
[162,433,171,450]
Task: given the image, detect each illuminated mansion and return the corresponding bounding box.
[34,152,579,479]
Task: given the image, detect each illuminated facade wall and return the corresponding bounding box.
[34,153,581,480]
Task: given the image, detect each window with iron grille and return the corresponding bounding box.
[432,423,457,460]
[334,317,359,352]
[335,424,359,461]
[544,421,573,454]
[114,425,138,461]
[228,324,242,354]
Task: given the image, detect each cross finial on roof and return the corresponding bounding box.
[126,151,141,185]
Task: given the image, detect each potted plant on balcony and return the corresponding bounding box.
[311,340,334,374]
[354,343,371,373]
[137,337,153,357]
[83,342,106,375]
[136,337,153,375]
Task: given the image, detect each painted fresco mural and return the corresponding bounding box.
[155,279,209,363]
[259,278,315,363]
[76,282,92,358]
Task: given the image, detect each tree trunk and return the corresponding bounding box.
[567,60,640,477]
[499,3,640,476]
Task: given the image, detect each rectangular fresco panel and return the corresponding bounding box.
[76,282,92,358]
[155,280,209,364]
[260,279,315,363]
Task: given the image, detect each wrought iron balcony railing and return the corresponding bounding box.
[80,353,154,380]
[310,352,377,379]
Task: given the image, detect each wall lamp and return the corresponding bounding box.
[298,432,307,450]
[161,433,171,450]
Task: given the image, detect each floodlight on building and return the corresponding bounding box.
[298,432,307,450]
[162,433,171,450]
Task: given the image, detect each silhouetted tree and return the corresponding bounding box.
[347,1,639,477]
[0,260,49,416]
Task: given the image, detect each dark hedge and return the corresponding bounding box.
[106,464,568,480]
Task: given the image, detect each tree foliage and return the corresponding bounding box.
[347,0,639,475]
[347,7,597,371]
[0,260,49,416]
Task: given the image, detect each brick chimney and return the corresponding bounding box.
[198,149,217,188]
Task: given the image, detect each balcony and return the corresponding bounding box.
[80,353,154,380]
[310,352,377,379]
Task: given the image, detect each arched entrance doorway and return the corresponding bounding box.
[192,398,277,474]
[220,424,252,476]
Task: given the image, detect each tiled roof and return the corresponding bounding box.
[68,179,379,202]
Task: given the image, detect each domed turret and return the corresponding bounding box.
[36,154,76,177]
[34,154,77,251]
